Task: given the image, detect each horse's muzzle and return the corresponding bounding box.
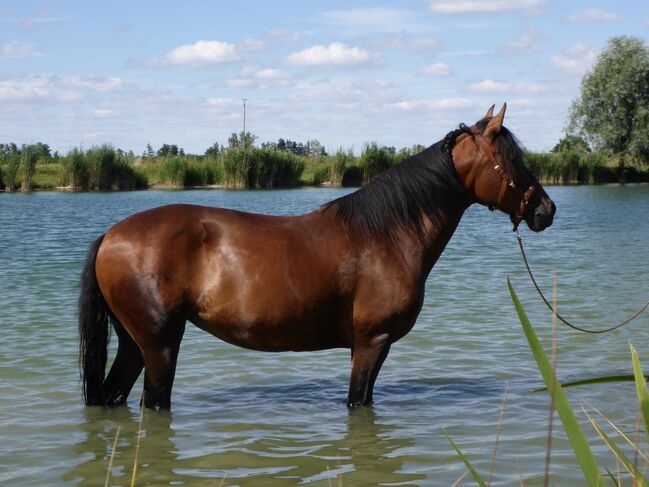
[528,198,555,232]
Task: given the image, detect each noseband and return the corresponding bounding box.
[469,126,535,231]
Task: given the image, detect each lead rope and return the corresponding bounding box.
[516,230,649,334]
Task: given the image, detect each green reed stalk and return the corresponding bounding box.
[508,278,604,486]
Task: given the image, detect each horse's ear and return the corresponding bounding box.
[483,103,506,140]
[481,104,495,120]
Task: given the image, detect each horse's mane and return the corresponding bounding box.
[322,120,523,238]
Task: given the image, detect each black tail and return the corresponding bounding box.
[78,234,109,405]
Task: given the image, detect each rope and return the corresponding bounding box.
[516,231,649,334]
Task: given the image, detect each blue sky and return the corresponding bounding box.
[1,1,648,155]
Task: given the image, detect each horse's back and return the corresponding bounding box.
[94,204,355,351]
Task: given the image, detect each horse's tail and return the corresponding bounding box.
[78,234,109,405]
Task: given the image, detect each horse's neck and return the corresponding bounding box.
[399,204,469,281]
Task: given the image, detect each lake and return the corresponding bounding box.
[1,185,648,485]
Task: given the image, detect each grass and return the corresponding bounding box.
[444,280,649,486]
[3,143,649,192]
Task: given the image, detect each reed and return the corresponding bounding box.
[3,155,19,192]
[20,145,39,191]
[221,148,304,188]
[331,149,354,186]
[445,281,649,485]
[360,143,394,184]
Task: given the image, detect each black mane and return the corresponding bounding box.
[322,121,524,238]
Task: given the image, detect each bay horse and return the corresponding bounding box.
[79,104,555,410]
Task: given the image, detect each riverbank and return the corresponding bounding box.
[2,145,648,192]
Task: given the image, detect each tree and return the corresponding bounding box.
[228,131,256,149]
[156,144,181,157]
[551,135,590,154]
[205,142,221,157]
[568,36,649,165]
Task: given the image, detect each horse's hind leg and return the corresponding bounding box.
[347,333,391,408]
[140,317,186,410]
[103,320,144,407]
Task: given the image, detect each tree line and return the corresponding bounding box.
[1,36,648,191]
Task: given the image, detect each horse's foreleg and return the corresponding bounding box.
[141,320,186,410]
[103,321,144,407]
[347,333,391,408]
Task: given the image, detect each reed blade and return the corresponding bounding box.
[630,345,649,443]
[507,278,604,487]
[443,429,488,487]
[585,409,648,485]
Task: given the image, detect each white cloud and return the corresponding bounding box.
[60,76,124,92]
[567,9,621,22]
[466,79,548,94]
[551,43,598,74]
[320,8,430,33]
[286,43,373,67]
[386,97,473,111]
[164,40,241,67]
[380,34,440,55]
[0,41,40,58]
[224,67,292,88]
[263,29,301,44]
[0,75,82,103]
[501,29,540,54]
[427,0,545,14]
[240,38,264,52]
[204,97,235,108]
[421,63,452,76]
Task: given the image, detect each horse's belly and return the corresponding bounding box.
[191,302,350,352]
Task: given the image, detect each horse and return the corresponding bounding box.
[79,104,556,410]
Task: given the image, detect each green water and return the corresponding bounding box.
[1,186,648,485]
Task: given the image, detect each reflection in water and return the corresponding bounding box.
[67,394,425,486]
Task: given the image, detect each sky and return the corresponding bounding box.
[1,1,648,155]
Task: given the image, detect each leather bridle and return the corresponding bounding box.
[469,126,535,231]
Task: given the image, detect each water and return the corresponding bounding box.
[1,185,648,486]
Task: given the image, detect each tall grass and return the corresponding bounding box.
[221,148,304,188]
[3,155,20,192]
[360,143,395,184]
[331,149,354,185]
[20,146,39,191]
[61,145,146,190]
[446,281,649,485]
[524,150,624,184]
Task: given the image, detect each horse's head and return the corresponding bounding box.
[452,104,555,232]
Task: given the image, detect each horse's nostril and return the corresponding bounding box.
[550,202,556,215]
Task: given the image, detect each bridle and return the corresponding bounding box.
[469,126,535,231]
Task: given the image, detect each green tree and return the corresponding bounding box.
[551,135,590,153]
[228,131,256,150]
[205,142,221,157]
[568,36,649,168]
